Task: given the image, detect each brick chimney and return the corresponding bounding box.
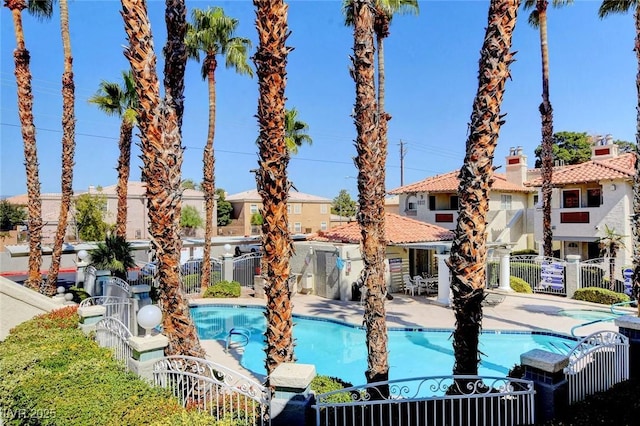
[591,134,618,160]
[506,146,528,186]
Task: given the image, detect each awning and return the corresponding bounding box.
[552,236,599,243]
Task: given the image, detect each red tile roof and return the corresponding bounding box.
[389,171,532,194]
[525,153,635,186]
[309,213,454,244]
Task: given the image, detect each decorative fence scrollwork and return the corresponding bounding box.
[94,317,133,365]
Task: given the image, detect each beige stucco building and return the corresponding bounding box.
[222,189,332,236]
[6,181,209,243]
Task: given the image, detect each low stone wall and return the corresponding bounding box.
[0,276,62,341]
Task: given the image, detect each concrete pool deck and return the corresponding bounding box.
[190,290,637,382]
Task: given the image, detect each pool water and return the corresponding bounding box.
[192,305,576,385]
[559,309,618,322]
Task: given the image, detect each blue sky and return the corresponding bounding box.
[1,0,637,201]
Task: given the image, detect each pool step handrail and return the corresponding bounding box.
[610,300,637,316]
[225,327,251,353]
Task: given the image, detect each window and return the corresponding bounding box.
[533,194,539,206]
[320,222,327,231]
[293,204,302,214]
[500,194,512,210]
[562,189,580,208]
[429,195,436,210]
[250,204,258,214]
[450,195,459,210]
[406,196,418,211]
[287,204,292,214]
[586,188,602,207]
[320,204,327,214]
[135,229,142,239]
[294,222,302,232]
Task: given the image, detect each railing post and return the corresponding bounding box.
[222,252,234,282]
[615,315,640,379]
[565,255,581,298]
[496,248,513,292]
[521,349,569,423]
[435,254,450,306]
[127,334,169,383]
[77,304,107,335]
[270,363,316,426]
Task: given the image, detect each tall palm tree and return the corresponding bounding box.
[4,0,52,291]
[88,70,138,239]
[253,0,295,379]
[447,0,520,379]
[351,0,389,389]
[120,0,204,358]
[284,107,312,154]
[599,1,640,314]
[344,0,418,209]
[523,0,573,259]
[185,6,253,291]
[44,0,77,296]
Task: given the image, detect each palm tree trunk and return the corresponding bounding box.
[201,54,217,291]
[353,0,389,388]
[253,0,295,380]
[115,120,133,238]
[448,0,520,378]
[45,0,76,295]
[538,1,554,258]
[634,6,640,316]
[7,2,42,291]
[121,0,204,358]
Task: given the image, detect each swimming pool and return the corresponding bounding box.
[559,309,619,322]
[191,305,577,385]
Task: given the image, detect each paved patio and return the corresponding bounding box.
[191,290,636,382]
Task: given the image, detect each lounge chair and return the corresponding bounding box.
[482,292,505,307]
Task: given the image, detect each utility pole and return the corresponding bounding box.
[399,140,407,186]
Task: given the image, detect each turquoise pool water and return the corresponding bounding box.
[559,309,618,322]
[191,305,576,385]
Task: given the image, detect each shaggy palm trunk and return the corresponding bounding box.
[253,0,295,379]
[45,0,76,295]
[200,54,217,291]
[7,0,42,291]
[120,0,204,358]
[634,7,640,315]
[115,120,133,238]
[538,1,554,259]
[448,0,519,378]
[353,0,389,389]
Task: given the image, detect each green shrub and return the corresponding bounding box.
[310,375,354,403]
[0,308,192,425]
[573,287,630,305]
[511,249,538,256]
[67,286,90,303]
[510,276,533,294]
[203,281,241,298]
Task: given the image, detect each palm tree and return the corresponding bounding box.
[599,1,640,313]
[185,6,252,292]
[253,0,295,379]
[343,0,418,206]
[597,225,626,290]
[120,0,204,358]
[44,0,77,296]
[88,234,136,281]
[4,0,52,291]
[284,108,312,154]
[351,0,389,390]
[88,70,138,239]
[447,0,520,380]
[523,0,573,259]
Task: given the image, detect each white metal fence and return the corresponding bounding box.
[313,375,535,426]
[180,258,224,295]
[564,331,629,404]
[94,317,133,365]
[488,255,566,296]
[153,355,270,425]
[80,296,132,329]
[579,257,630,294]
[233,252,262,288]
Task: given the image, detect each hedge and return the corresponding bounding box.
[203,281,241,298]
[573,287,630,305]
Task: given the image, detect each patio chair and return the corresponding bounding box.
[403,275,419,296]
[482,292,505,307]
